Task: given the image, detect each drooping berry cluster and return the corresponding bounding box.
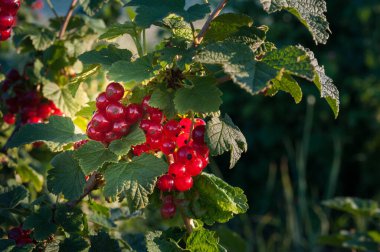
[0,69,63,125]
[0,0,20,41]
[87,82,144,144]
[7,226,33,246]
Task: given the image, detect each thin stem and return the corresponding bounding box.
[133,34,144,57]
[45,0,60,21]
[195,0,228,46]
[188,112,195,143]
[142,29,147,55]
[66,172,100,207]
[189,22,197,44]
[58,0,78,39]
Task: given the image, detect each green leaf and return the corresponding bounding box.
[69,65,101,96]
[0,185,28,209]
[15,164,44,192]
[103,154,167,211]
[108,54,159,83]
[174,76,222,114]
[194,41,278,94]
[74,141,118,174]
[149,88,177,119]
[262,46,314,80]
[47,151,86,201]
[55,205,85,234]
[205,114,247,168]
[23,206,57,241]
[260,0,330,44]
[300,46,340,117]
[6,116,86,151]
[186,227,220,252]
[190,173,248,225]
[108,128,146,156]
[80,0,110,16]
[43,82,88,117]
[128,0,210,28]
[13,24,55,51]
[88,213,116,229]
[225,26,270,53]
[79,45,132,69]
[322,197,380,217]
[145,231,184,252]
[204,13,253,43]
[76,101,96,119]
[99,22,138,40]
[0,239,15,252]
[215,227,247,252]
[268,74,303,104]
[59,236,89,252]
[89,231,121,252]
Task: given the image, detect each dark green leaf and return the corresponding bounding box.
[149,88,177,119]
[99,22,138,40]
[268,74,302,104]
[80,0,110,16]
[55,205,85,234]
[89,231,121,252]
[47,151,86,201]
[79,45,132,69]
[6,116,86,152]
[145,231,183,252]
[0,185,28,209]
[74,141,118,174]
[88,213,117,229]
[103,154,167,211]
[0,239,15,252]
[108,128,146,156]
[59,236,89,252]
[186,227,220,252]
[205,114,247,168]
[23,206,57,241]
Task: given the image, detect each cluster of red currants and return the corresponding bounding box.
[0,0,20,41]
[1,69,63,125]
[7,226,33,247]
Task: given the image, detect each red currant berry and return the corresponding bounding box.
[162,195,174,204]
[37,103,52,119]
[51,108,63,116]
[176,132,191,148]
[0,28,11,41]
[176,146,197,163]
[163,120,181,137]
[139,119,151,132]
[27,116,43,124]
[87,125,105,141]
[5,97,19,113]
[73,139,89,150]
[186,157,207,176]
[194,118,206,127]
[6,69,20,81]
[132,143,149,156]
[147,107,163,123]
[91,112,112,132]
[22,91,41,106]
[125,103,143,124]
[168,163,187,177]
[192,125,205,144]
[96,92,110,111]
[105,102,126,121]
[112,120,130,135]
[105,82,124,101]
[141,95,151,111]
[174,175,193,191]
[104,131,122,143]
[0,0,21,15]
[3,113,15,124]
[160,202,176,219]
[160,139,176,155]
[157,174,174,192]
[145,121,163,137]
[0,13,15,30]
[179,118,192,133]
[7,227,22,241]
[191,142,210,158]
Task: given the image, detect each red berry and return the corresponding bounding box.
[139,119,151,131]
[141,95,151,111]
[91,112,112,132]
[105,82,124,101]
[145,121,163,137]
[179,118,192,133]
[0,0,21,15]
[161,202,176,219]
[0,28,11,41]
[186,157,207,176]
[31,0,43,10]
[176,132,191,148]
[147,135,162,150]
[7,227,22,241]
[27,116,43,124]
[112,120,130,135]
[104,131,122,143]
[163,120,181,137]
[6,69,20,81]
[194,118,206,127]
[148,107,163,123]
[157,174,174,192]
[168,163,187,177]
[5,97,19,113]
[174,175,193,191]
[125,103,143,124]
[162,195,174,204]
[192,125,205,144]
[105,102,126,121]
[87,125,105,141]
[132,143,149,156]
[191,142,210,158]
[176,146,197,163]
[22,91,40,106]
[73,139,89,150]
[3,113,15,124]
[96,92,110,111]
[0,13,15,30]
[37,103,52,119]
[160,139,176,155]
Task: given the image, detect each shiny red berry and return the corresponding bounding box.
[142,95,151,111]
[176,133,191,148]
[27,116,43,124]
[186,157,207,176]
[148,107,163,123]
[194,118,206,127]
[105,82,124,101]
[160,139,176,155]
[176,146,197,163]
[145,121,163,137]
[105,102,126,121]
[161,202,176,219]
[132,143,149,156]
[112,120,130,135]
[168,163,187,177]
[73,139,89,150]
[147,135,162,150]
[91,112,112,132]
[0,0,21,15]
[86,125,104,141]
[3,113,15,124]
[96,92,110,111]
[163,120,181,137]
[0,28,11,41]
[179,118,192,133]
[174,175,193,191]
[157,174,174,192]
[191,142,210,158]
[139,119,151,131]
[192,125,205,144]
[125,103,143,124]
[104,131,122,143]
[37,103,52,119]
[0,13,15,30]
